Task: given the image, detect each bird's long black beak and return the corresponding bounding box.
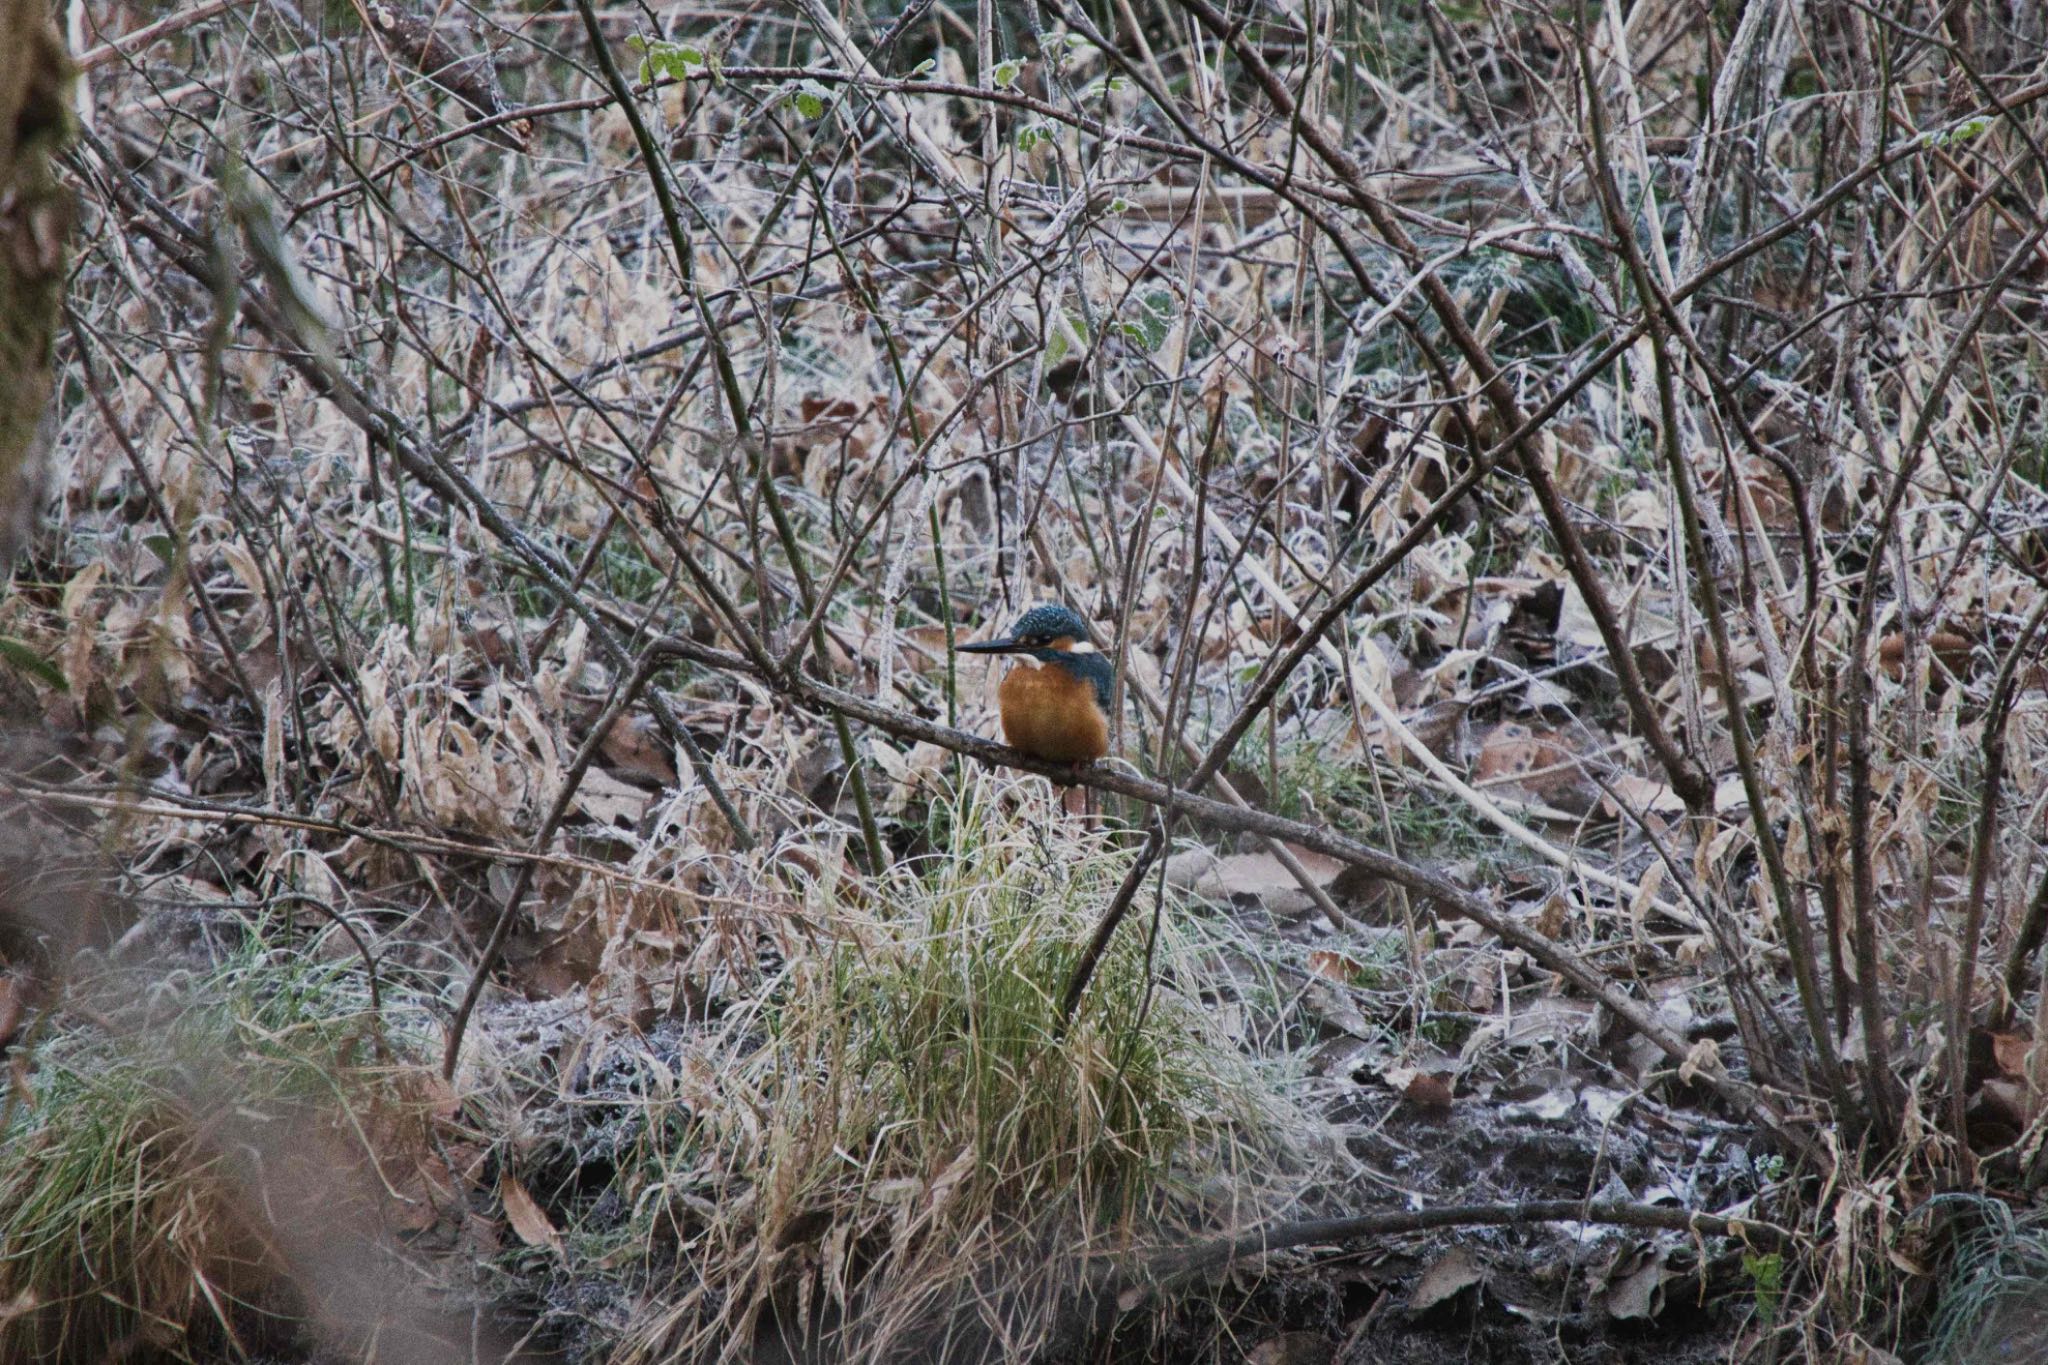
[958,636,1027,654]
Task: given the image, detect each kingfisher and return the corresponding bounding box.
[958,604,1114,768]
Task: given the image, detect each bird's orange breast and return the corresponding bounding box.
[996,660,1110,763]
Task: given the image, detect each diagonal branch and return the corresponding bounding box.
[644,634,1825,1169]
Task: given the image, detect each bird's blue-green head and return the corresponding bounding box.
[958,604,1113,710]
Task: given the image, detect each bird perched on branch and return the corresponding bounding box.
[958,604,1114,769]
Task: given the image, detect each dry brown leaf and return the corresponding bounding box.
[1163,847,1220,889]
[1616,488,1667,531]
[1712,774,1749,816]
[1400,1071,1455,1116]
[873,740,951,814]
[1306,1034,1374,1079]
[1306,950,1364,983]
[1628,859,1668,922]
[1301,979,1373,1039]
[574,770,651,828]
[1502,996,1596,1048]
[1408,1248,1486,1312]
[1602,1246,1673,1321]
[602,714,677,785]
[1196,848,1343,900]
[1990,1029,2032,1079]
[499,1172,563,1257]
[1246,1332,1334,1365]
[1601,772,1684,817]
[925,1146,976,1218]
[0,974,24,1053]
[1877,630,1973,683]
[1473,722,1601,815]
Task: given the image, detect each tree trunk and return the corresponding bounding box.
[0,0,71,562]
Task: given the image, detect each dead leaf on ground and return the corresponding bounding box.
[1497,1078,1576,1122]
[872,740,950,813]
[1163,847,1220,889]
[1877,630,1974,684]
[1400,1071,1455,1116]
[1472,722,1603,816]
[1602,1244,1673,1321]
[1408,1247,1487,1312]
[602,713,676,785]
[1502,996,1597,1048]
[1301,979,1374,1039]
[1198,848,1344,897]
[1307,950,1365,983]
[1246,1332,1333,1365]
[1192,847,1345,919]
[572,769,651,828]
[1601,772,1684,818]
[1402,697,1472,763]
[499,1172,563,1257]
[1713,774,1749,816]
[1306,1034,1375,1079]
[1381,1064,1457,1117]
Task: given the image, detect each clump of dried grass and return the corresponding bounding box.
[601,770,1317,1364]
[0,931,452,1363]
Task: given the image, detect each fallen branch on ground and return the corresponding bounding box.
[1133,1197,1791,1297]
